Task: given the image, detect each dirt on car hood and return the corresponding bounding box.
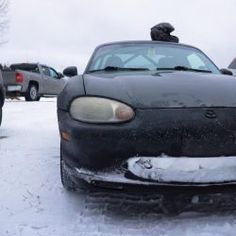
[83,71,236,108]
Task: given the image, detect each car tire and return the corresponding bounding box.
[60,144,77,191]
[0,107,2,126]
[25,85,39,101]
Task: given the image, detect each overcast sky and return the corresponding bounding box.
[0,0,235,72]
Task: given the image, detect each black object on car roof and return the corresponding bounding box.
[151,22,179,43]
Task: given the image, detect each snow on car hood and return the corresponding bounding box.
[84,71,236,108]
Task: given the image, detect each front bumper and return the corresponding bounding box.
[58,107,236,170]
[66,163,236,194]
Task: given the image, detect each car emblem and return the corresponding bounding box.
[205,109,217,119]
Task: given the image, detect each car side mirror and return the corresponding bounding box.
[220,68,233,76]
[63,66,78,77]
[57,72,64,79]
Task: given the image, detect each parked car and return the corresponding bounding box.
[228,58,236,75]
[57,40,235,192]
[0,70,5,126]
[3,63,67,101]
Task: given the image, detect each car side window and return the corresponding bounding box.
[42,66,51,77]
[49,68,58,79]
[42,66,58,79]
[33,67,40,74]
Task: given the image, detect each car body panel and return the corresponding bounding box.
[83,71,236,108]
[57,75,85,110]
[69,164,236,194]
[59,106,236,170]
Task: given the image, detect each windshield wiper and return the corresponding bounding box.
[88,66,150,73]
[156,66,212,73]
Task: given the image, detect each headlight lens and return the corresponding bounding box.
[70,97,135,123]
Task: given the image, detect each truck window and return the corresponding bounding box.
[42,66,51,77]
[49,68,58,78]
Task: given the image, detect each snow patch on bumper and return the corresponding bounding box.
[128,156,236,184]
[73,156,236,189]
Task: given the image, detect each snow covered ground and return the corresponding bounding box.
[1,99,236,236]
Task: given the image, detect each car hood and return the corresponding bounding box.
[83,71,236,108]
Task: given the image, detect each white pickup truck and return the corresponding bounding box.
[3,63,67,101]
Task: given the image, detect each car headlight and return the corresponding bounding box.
[70,97,135,123]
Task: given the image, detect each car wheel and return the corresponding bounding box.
[25,85,39,101]
[0,107,2,126]
[60,144,77,191]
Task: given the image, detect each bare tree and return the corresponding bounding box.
[0,0,8,45]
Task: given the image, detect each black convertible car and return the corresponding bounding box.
[58,41,236,192]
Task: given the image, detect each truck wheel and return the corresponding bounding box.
[25,85,39,101]
[0,107,2,126]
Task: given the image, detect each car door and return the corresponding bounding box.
[41,66,59,95]
[48,67,66,94]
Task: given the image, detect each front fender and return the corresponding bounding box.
[57,75,85,111]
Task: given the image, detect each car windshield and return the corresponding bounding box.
[86,42,220,74]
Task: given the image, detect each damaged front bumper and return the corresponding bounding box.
[68,157,236,194]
